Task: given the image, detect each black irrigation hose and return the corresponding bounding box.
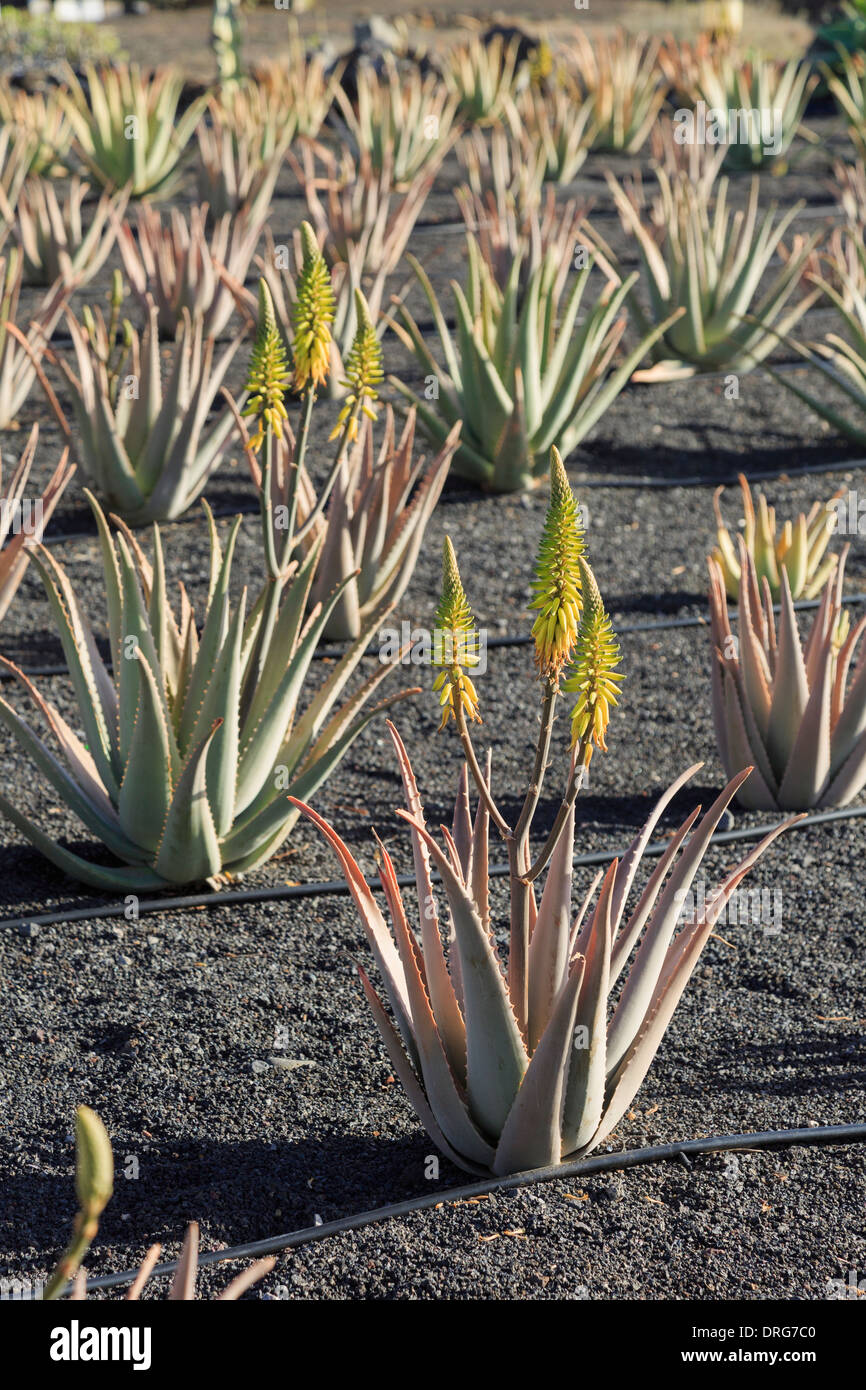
[69,1123,866,1294]
[6,591,866,681]
[4,801,866,933]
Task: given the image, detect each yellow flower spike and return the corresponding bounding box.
[328,289,385,442]
[530,447,586,678]
[563,555,623,762]
[291,221,335,393]
[242,278,290,451]
[433,537,482,730]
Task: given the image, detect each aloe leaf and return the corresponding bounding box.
[608,762,703,939]
[605,767,752,1075]
[777,631,833,808]
[152,721,222,884]
[25,545,119,798]
[178,515,242,750]
[527,802,575,1053]
[375,839,493,1166]
[359,967,486,1175]
[560,859,616,1154]
[0,696,143,862]
[766,568,809,779]
[0,790,164,889]
[398,812,528,1138]
[388,723,466,1079]
[287,798,419,1065]
[117,654,175,854]
[493,955,586,1176]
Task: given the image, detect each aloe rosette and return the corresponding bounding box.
[44,293,245,524]
[594,162,819,380]
[293,452,792,1175]
[711,474,841,604]
[710,537,866,810]
[0,494,414,889]
[391,235,677,491]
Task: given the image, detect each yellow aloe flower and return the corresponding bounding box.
[242,278,290,450]
[433,537,482,730]
[329,289,384,443]
[564,555,623,762]
[529,447,586,678]
[292,221,335,393]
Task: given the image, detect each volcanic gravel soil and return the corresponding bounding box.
[0,49,864,1301]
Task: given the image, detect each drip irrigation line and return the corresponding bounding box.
[4,801,866,933]
[6,592,866,682]
[66,1123,866,1295]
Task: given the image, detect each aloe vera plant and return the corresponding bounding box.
[712,474,842,603]
[565,28,667,154]
[195,92,289,221]
[455,127,585,297]
[391,234,676,491]
[0,479,416,888]
[773,235,866,446]
[16,177,124,288]
[0,85,72,177]
[59,64,207,198]
[690,51,816,171]
[117,201,261,338]
[44,1107,275,1300]
[445,32,528,125]
[0,273,413,886]
[0,249,69,429]
[333,57,459,186]
[259,404,460,643]
[294,453,791,1175]
[593,161,819,380]
[38,281,244,524]
[709,539,866,809]
[0,426,74,625]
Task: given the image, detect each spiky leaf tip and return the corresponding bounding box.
[329,290,385,442]
[291,221,335,393]
[242,278,290,450]
[432,536,481,731]
[563,555,623,763]
[530,448,585,678]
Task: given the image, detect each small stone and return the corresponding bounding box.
[251,1060,270,1075]
[268,1057,316,1072]
[18,922,39,938]
[117,954,133,967]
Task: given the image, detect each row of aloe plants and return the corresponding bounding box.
[2,146,866,511]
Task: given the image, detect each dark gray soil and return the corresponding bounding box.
[0,32,864,1302]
